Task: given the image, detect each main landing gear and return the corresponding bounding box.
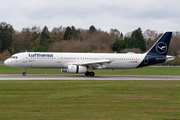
[85,71,95,77]
[22,68,26,76]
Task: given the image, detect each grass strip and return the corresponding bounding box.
[0,80,180,120]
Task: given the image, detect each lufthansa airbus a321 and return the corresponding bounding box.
[4,32,175,76]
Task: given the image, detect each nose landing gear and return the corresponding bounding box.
[22,68,26,76]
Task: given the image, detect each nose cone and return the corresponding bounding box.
[4,59,17,67]
[4,59,10,66]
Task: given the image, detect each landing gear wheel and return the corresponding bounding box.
[90,72,95,76]
[85,71,90,76]
[22,72,26,76]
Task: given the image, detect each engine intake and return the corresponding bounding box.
[61,65,87,74]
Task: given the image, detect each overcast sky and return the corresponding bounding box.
[1,0,180,34]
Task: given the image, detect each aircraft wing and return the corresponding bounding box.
[73,60,111,66]
[73,60,111,69]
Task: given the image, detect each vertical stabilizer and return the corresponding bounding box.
[147,32,172,55]
[137,32,173,68]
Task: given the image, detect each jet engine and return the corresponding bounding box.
[61,65,87,73]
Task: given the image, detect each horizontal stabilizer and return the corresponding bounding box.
[155,56,175,61]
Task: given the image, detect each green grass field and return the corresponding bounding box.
[1,66,180,119]
[0,66,180,76]
[0,80,180,120]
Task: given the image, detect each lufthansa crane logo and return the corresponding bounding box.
[156,42,167,54]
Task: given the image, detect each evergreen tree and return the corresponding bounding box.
[89,25,97,34]
[89,25,96,32]
[33,42,49,52]
[120,33,123,38]
[131,28,146,52]
[63,26,80,40]
[63,26,71,40]
[112,38,126,53]
[40,26,49,45]
[112,39,120,52]
[70,26,80,39]
[124,37,138,49]
[112,28,146,53]
[0,22,14,53]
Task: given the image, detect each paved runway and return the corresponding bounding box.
[0,74,180,80]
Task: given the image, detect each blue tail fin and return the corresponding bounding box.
[137,32,173,68]
[147,32,172,55]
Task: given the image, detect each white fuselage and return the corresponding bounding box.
[5,52,146,69]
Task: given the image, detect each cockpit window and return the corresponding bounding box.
[10,56,18,59]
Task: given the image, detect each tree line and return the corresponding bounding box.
[0,22,180,62]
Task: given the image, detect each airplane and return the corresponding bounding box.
[4,32,175,77]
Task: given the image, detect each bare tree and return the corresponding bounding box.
[168,32,180,56]
[49,29,118,53]
[0,50,11,61]
[48,26,64,43]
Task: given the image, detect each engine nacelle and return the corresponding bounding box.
[62,65,87,73]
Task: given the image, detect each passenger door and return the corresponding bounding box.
[22,53,27,63]
[57,55,62,63]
